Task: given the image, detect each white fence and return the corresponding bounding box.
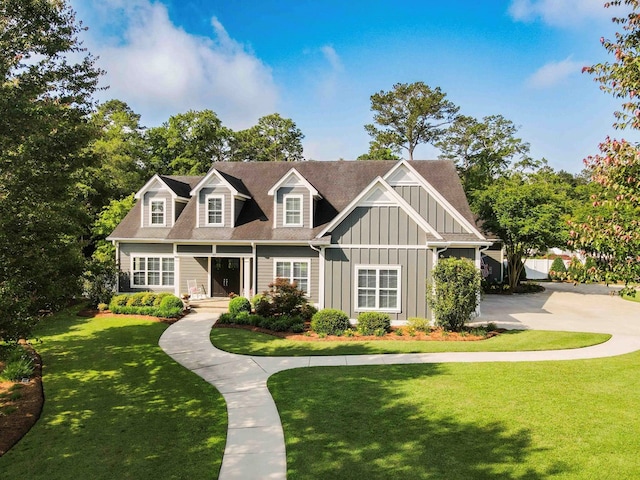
[524,258,569,280]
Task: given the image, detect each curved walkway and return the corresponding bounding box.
[158,283,640,480]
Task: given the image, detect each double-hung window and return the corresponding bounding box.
[206,195,224,226]
[150,200,165,226]
[283,194,302,226]
[356,266,401,312]
[132,256,174,287]
[275,259,310,294]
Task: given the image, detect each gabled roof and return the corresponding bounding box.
[189,168,251,199]
[267,167,321,198]
[317,176,443,239]
[109,160,487,244]
[134,174,191,200]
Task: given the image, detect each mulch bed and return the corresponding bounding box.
[0,309,182,457]
[213,323,502,342]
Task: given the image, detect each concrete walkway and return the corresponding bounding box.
[158,282,640,480]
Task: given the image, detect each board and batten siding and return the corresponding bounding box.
[179,257,209,296]
[256,245,319,303]
[118,243,174,292]
[393,186,465,234]
[331,206,427,245]
[324,247,431,321]
[142,191,174,228]
[275,186,311,228]
[198,186,233,227]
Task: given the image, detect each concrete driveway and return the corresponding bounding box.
[479,282,640,336]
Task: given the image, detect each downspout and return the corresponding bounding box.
[251,242,257,298]
[113,240,119,293]
[309,243,325,309]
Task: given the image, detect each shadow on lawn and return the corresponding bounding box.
[270,364,570,479]
[0,312,226,480]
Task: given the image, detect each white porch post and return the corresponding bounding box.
[243,257,251,298]
[174,256,181,297]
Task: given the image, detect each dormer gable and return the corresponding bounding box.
[268,168,322,228]
[190,169,251,228]
[134,174,190,228]
[383,160,485,239]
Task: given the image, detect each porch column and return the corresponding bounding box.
[243,257,251,298]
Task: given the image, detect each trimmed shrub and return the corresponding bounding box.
[110,294,129,309]
[299,303,318,321]
[108,293,183,317]
[251,294,265,307]
[153,292,172,306]
[97,303,109,312]
[311,309,350,335]
[567,257,585,283]
[261,278,308,317]
[407,317,430,332]
[549,257,567,281]
[356,312,391,335]
[229,296,251,315]
[141,292,158,306]
[217,313,235,324]
[233,311,251,325]
[427,257,482,332]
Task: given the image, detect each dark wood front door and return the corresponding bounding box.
[212,258,241,297]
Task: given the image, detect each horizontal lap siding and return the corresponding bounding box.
[118,243,174,292]
[324,247,430,321]
[256,246,319,303]
[179,257,209,297]
[143,191,173,228]
[199,187,232,227]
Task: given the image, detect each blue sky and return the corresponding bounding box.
[71,0,635,172]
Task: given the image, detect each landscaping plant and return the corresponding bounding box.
[427,257,481,332]
[548,257,567,281]
[228,296,251,315]
[310,309,350,335]
[356,312,391,335]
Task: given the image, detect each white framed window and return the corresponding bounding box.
[206,194,224,226]
[274,259,310,294]
[355,265,401,312]
[283,194,303,226]
[132,256,174,287]
[150,199,166,226]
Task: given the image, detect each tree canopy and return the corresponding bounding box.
[436,114,531,195]
[232,113,304,162]
[364,82,459,160]
[0,0,102,340]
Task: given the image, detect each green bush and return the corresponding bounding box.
[311,309,350,335]
[567,257,585,283]
[153,292,172,306]
[97,303,109,312]
[108,293,183,317]
[251,294,265,307]
[427,257,482,332]
[1,357,35,381]
[299,303,318,321]
[141,292,158,306]
[407,317,430,332]
[83,260,117,308]
[549,257,567,281]
[126,292,146,307]
[110,294,129,308]
[356,312,391,335]
[258,278,308,318]
[229,296,251,315]
[217,313,235,324]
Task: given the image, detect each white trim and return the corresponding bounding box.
[354,264,402,313]
[205,194,225,227]
[283,194,304,227]
[135,174,188,201]
[190,169,250,199]
[130,255,175,287]
[272,258,312,295]
[317,177,443,240]
[267,168,320,197]
[384,160,485,239]
[149,198,166,227]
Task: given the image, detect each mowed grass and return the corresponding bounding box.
[269,352,640,479]
[622,291,640,303]
[0,307,226,480]
[210,327,610,356]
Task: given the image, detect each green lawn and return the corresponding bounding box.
[210,327,610,356]
[622,291,640,302]
[0,307,226,480]
[269,352,640,479]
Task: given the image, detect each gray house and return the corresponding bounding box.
[108,159,491,320]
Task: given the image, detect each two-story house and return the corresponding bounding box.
[107,159,492,321]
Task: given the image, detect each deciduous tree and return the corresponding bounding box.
[364,82,459,160]
[233,113,304,162]
[0,0,102,340]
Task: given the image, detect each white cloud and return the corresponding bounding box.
[508,0,611,26]
[76,0,278,128]
[314,45,344,102]
[526,56,585,88]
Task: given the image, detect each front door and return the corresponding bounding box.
[212,258,241,297]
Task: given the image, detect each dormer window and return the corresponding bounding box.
[206,195,224,226]
[284,194,303,226]
[150,200,165,226]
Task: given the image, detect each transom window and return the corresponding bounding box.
[206,195,224,226]
[275,259,310,294]
[356,266,401,312]
[150,200,165,226]
[132,257,174,287]
[283,194,303,226]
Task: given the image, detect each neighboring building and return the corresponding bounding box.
[107,160,491,321]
